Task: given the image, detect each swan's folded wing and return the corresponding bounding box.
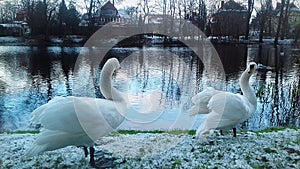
[191,87,216,104]
[31,96,87,133]
[207,92,250,122]
[30,96,66,124]
[189,87,220,115]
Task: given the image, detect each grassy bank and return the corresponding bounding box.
[2,127,299,135]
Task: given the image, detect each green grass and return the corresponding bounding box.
[263,147,277,154]
[249,127,299,135]
[1,130,40,134]
[112,129,196,136]
[116,130,164,135]
[172,159,181,169]
[1,127,297,136]
[294,137,300,145]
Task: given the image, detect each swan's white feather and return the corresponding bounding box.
[208,92,253,127]
[31,97,85,133]
[26,58,126,157]
[27,96,125,156]
[188,87,221,115]
[191,62,258,139]
[195,92,254,137]
[26,129,93,156]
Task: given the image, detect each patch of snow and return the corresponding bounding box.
[0,128,299,168]
[50,38,63,44]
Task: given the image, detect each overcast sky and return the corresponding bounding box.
[67,0,300,15]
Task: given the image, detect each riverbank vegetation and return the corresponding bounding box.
[0,0,299,45]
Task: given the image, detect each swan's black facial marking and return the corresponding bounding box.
[248,64,256,74]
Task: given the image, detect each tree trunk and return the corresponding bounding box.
[259,13,265,43]
[275,0,285,45]
[294,26,300,43]
[43,0,49,41]
[245,0,254,40]
[280,0,290,40]
[88,0,94,27]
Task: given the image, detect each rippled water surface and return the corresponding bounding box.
[0,44,299,131]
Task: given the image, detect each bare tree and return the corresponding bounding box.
[171,0,177,17]
[245,0,254,40]
[137,0,158,24]
[295,23,300,43]
[197,0,207,31]
[275,0,285,44]
[0,0,22,23]
[280,0,290,39]
[256,0,273,43]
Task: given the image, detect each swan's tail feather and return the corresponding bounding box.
[25,144,47,157]
[30,104,47,125]
[25,129,65,156]
[30,97,66,125]
[195,123,211,138]
[26,129,93,157]
[189,87,219,116]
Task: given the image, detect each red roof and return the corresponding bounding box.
[101,1,117,11]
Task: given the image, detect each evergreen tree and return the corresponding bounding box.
[59,0,67,33]
[30,1,47,35]
[65,3,80,32]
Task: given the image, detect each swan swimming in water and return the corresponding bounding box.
[189,62,257,139]
[26,58,127,166]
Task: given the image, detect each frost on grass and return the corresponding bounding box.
[0,128,299,168]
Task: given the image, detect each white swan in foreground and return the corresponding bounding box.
[26,58,127,166]
[189,62,257,139]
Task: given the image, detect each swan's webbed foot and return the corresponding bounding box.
[233,128,237,137]
[89,147,95,167]
[83,146,88,157]
[82,146,95,167]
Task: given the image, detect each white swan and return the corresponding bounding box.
[26,58,127,166]
[189,62,257,139]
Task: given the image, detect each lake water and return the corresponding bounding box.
[0,44,299,132]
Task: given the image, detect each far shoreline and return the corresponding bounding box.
[1,36,299,48]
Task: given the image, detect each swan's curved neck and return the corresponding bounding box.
[100,63,120,101]
[240,71,257,107]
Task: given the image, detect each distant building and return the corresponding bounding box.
[0,9,30,36]
[97,1,120,25]
[274,2,300,37]
[15,9,28,22]
[79,1,120,26]
[251,2,300,38]
[209,0,247,39]
[289,4,300,35]
[0,23,30,36]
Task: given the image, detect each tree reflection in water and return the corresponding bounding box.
[0,45,299,131]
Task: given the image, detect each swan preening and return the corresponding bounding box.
[26,58,126,166]
[26,58,257,165]
[189,62,257,139]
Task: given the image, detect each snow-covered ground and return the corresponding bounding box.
[0,128,299,168]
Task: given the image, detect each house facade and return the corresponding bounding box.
[0,9,30,36]
[251,2,300,39]
[79,1,120,26]
[286,3,300,37]
[95,1,120,26]
[209,0,248,39]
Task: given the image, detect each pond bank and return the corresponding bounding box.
[1,36,299,47]
[0,128,299,168]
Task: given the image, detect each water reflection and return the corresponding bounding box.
[0,46,80,131]
[0,44,299,131]
[248,44,300,129]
